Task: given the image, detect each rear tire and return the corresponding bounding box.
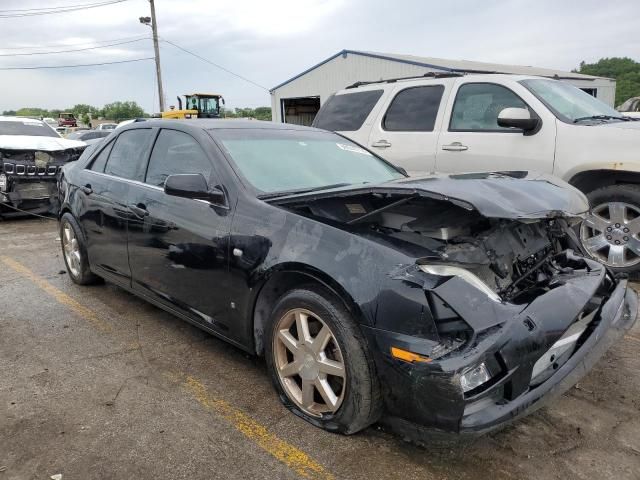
[265,285,382,434]
[59,212,100,285]
[581,184,640,273]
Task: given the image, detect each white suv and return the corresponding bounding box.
[313,73,640,272]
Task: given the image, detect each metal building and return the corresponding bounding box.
[270,50,616,125]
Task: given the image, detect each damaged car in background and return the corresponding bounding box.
[0,116,85,217]
[58,121,637,442]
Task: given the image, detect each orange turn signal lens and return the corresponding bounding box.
[390,347,432,363]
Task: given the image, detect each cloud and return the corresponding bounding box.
[0,0,637,113]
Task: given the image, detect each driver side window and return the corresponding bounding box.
[450,83,527,131]
[145,129,214,187]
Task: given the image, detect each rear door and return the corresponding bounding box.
[367,83,449,174]
[126,128,235,340]
[435,80,556,174]
[78,128,154,282]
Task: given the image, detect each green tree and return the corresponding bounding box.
[222,106,272,120]
[70,103,100,126]
[575,57,640,106]
[101,101,146,122]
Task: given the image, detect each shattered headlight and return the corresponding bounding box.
[460,363,492,393]
[418,264,501,302]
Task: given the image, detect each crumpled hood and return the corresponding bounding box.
[270,171,589,219]
[0,135,86,151]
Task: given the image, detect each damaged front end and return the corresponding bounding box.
[270,173,638,437]
[0,147,84,216]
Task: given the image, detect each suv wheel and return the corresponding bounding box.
[265,286,382,434]
[581,184,640,272]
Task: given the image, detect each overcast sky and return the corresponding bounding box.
[0,0,638,113]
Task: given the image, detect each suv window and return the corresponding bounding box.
[383,85,444,131]
[450,83,527,131]
[104,129,153,181]
[89,140,114,172]
[145,129,213,187]
[313,90,383,131]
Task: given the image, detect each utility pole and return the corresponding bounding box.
[143,0,165,112]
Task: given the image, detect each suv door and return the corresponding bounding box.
[435,80,556,174]
[367,83,449,174]
[78,128,154,282]
[126,128,236,340]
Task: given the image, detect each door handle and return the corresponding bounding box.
[371,140,392,148]
[81,184,92,195]
[441,142,468,152]
[129,203,149,218]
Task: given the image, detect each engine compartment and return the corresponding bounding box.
[282,193,584,304]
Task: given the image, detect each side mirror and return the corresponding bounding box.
[497,108,540,132]
[164,173,225,204]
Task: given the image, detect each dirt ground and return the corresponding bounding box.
[1,218,640,480]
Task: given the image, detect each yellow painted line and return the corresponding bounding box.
[184,375,335,480]
[0,256,112,333]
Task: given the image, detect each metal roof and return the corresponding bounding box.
[270,49,611,92]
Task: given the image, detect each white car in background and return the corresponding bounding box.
[0,117,86,216]
[313,74,640,272]
[96,122,118,130]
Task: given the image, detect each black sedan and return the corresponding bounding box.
[57,119,637,441]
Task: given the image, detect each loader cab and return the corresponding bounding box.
[183,94,224,118]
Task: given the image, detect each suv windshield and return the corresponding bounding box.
[0,119,59,137]
[520,79,623,123]
[213,129,403,195]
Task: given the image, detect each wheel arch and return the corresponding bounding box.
[251,263,366,356]
[568,169,640,194]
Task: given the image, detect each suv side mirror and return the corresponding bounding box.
[497,108,540,132]
[164,173,225,204]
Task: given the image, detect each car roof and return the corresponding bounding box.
[123,119,326,133]
[0,116,45,123]
[335,73,553,94]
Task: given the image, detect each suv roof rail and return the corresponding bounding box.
[344,69,513,89]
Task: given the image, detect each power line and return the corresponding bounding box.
[0,0,130,18]
[0,35,148,51]
[160,38,269,92]
[0,57,154,70]
[0,37,149,57]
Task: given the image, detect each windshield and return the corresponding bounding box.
[0,119,59,137]
[520,79,622,123]
[200,97,219,115]
[213,129,404,194]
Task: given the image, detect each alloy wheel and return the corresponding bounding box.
[273,308,346,417]
[580,201,640,268]
[62,222,82,277]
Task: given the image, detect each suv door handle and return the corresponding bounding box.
[81,184,92,195]
[441,142,468,152]
[129,203,149,218]
[371,140,392,148]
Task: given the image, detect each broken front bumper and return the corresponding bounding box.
[365,257,637,440]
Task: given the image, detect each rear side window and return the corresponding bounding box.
[89,141,114,172]
[450,83,526,131]
[383,85,444,131]
[104,129,153,181]
[145,129,213,187]
[313,90,383,131]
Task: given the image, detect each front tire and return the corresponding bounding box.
[581,184,640,272]
[60,212,100,285]
[265,286,382,434]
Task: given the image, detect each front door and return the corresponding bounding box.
[435,81,556,174]
[126,129,235,339]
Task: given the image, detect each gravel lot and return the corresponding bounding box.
[1,218,640,480]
